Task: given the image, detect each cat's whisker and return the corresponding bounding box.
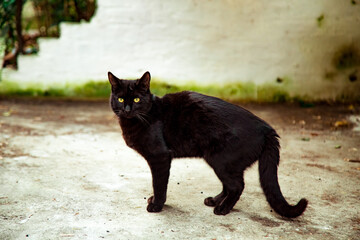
[113,109,123,116]
[138,112,150,118]
[136,112,150,126]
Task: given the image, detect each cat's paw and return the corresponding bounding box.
[204,197,216,207]
[146,196,163,213]
[214,205,231,215]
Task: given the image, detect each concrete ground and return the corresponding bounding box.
[0,98,359,240]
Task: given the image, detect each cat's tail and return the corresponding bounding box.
[258,130,308,218]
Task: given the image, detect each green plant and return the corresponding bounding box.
[1,0,97,69]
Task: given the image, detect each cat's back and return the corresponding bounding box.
[161,91,270,132]
[162,91,259,121]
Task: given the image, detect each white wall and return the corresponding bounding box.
[2,0,360,100]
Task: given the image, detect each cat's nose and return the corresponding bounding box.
[124,105,131,113]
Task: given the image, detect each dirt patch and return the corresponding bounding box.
[219,223,237,232]
[249,215,283,227]
[306,163,339,173]
[320,193,340,205]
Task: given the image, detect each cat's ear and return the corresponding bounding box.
[137,71,151,91]
[108,71,120,88]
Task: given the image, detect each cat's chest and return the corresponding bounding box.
[120,119,166,156]
[120,124,144,148]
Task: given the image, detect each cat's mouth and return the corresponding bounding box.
[121,111,134,119]
[113,109,133,119]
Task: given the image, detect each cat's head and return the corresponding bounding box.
[108,71,153,119]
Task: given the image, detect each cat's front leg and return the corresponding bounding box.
[146,154,171,212]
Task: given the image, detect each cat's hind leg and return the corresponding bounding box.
[212,172,244,215]
[205,153,247,215]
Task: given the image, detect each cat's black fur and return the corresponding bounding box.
[108,71,307,218]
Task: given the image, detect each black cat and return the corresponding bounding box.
[108,71,307,218]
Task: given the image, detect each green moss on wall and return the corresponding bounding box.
[257,84,290,103]
[317,14,325,27]
[0,78,358,102]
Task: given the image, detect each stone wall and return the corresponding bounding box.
[2,0,360,100]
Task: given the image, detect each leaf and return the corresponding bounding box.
[2,111,11,117]
[334,120,349,127]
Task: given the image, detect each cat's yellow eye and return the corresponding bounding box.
[118,98,124,103]
[134,98,140,103]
